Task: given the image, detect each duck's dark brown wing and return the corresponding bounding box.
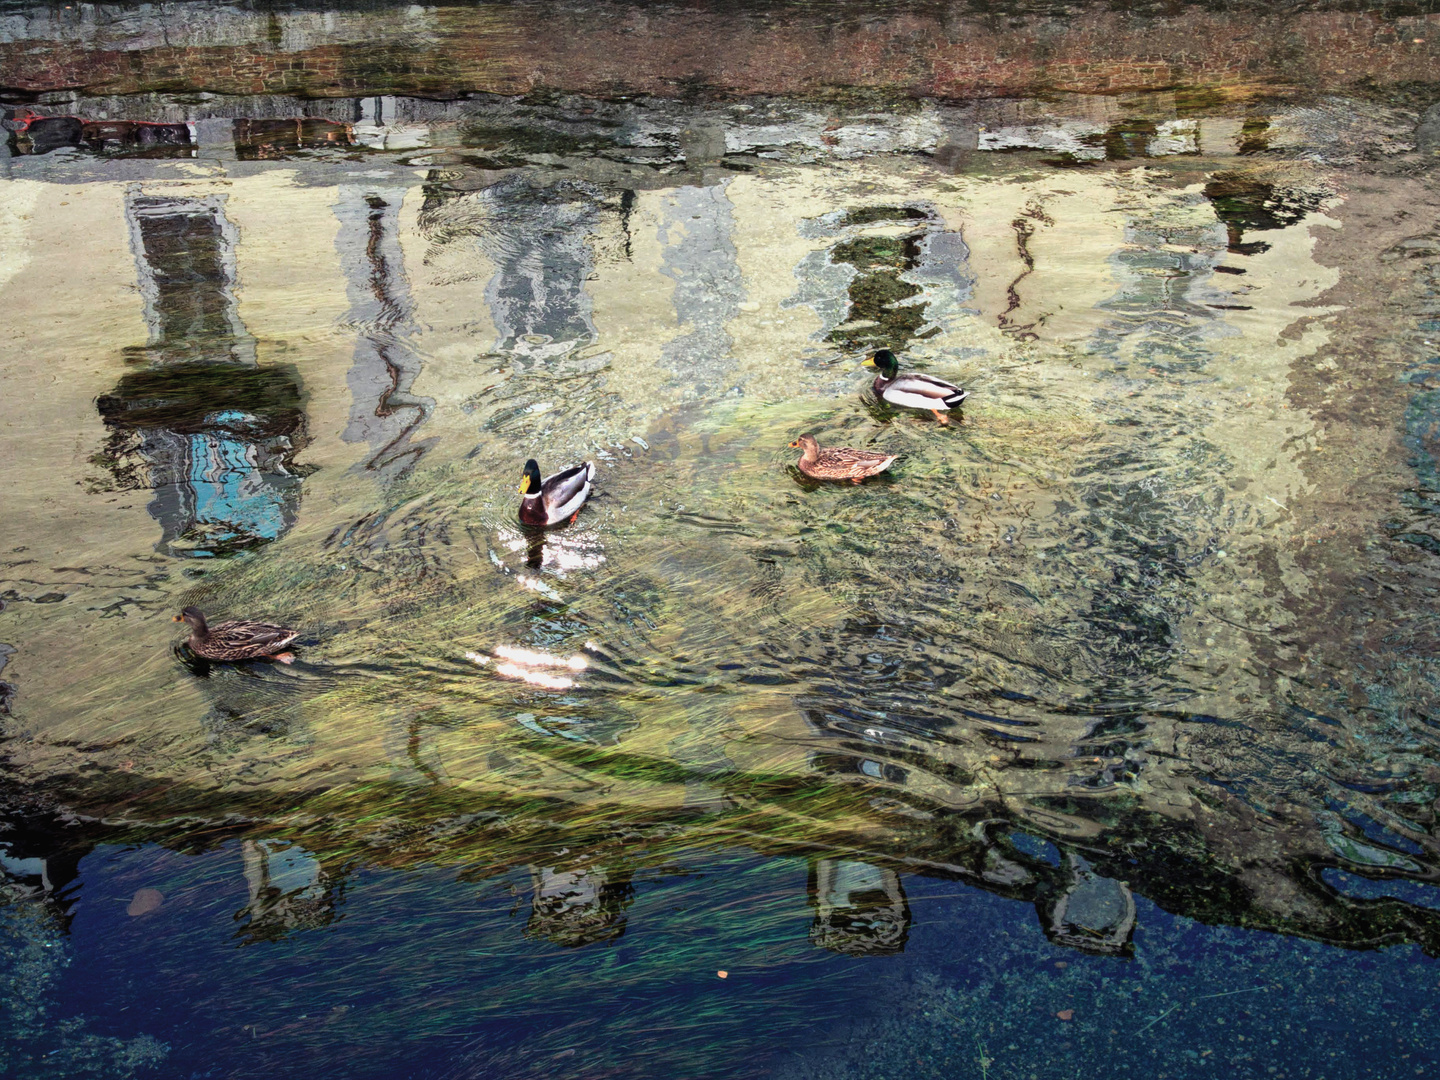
[803,447,898,479]
[203,620,299,659]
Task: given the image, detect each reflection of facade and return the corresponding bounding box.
[334,186,435,479]
[807,859,910,956]
[236,839,340,943]
[525,863,633,947]
[419,175,607,367]
[9,108,1440,972]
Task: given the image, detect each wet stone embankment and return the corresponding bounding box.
[1,1,1440,102]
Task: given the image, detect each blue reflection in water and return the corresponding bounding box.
[182,430,291,554]
[96,365,308,558]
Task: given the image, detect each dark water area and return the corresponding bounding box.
[5,2,1440,1078]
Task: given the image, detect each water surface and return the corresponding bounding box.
[4,5,1440,1077]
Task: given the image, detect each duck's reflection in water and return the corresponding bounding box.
[235,839,342,944]
[525,862,634,948]
[497,524,605,574]
[807,859,910,956]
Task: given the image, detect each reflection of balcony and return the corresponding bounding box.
[96,365,308,557]
[236,839,340,944]
[808,859,910,956]
[525,863,633,948]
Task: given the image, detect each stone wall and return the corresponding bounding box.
[2,2,1439,101]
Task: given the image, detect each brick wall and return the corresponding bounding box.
[2,3,1438,100]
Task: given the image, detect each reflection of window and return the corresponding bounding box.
[109,190,308,556]
[95,365,309,558]
[808,859,910,956]
[236,839,340,945]
[525,864,633,947]
[233,118,354,160]
[417,176,605,364]
[124,192,251,362]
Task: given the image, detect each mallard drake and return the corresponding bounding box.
[863,349,968,425]
[174,607,299,663]
[519,458,595,527]
[790,434,897,483]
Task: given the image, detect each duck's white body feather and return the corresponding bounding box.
[876,372,969,413]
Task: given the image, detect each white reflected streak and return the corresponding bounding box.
[517,575,563,601]
[494,662,575,690]
[468,644,588,689]
[494,645,587,671]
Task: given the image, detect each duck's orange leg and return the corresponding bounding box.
[274,652,296,664]
[932,409,950,426]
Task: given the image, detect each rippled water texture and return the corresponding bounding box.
[4,2,1440,1077]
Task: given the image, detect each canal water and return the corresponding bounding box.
[3,2,1440,1077]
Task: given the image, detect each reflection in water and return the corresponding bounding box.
[5,109,193,157]
[8,65,1440,1080]
[419,174,610,366]
[1042,856,1136,956]
[236,839,341,945]
[658,183,743,393]
[526,862,633,948]
[335,187,434,479]
[93,192,309,556]
[234,117,353,160]
[1203,171,1327,257]
[96,365,308,557]
[808,860,910,956]
[794,204,972,351]
[125,193,252,364]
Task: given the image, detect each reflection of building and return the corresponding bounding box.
[236,839,341,943]
[807,859,910,956]
[525,862,633,947]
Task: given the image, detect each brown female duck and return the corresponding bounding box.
[790,434,897,483]
[174,607,299,663]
